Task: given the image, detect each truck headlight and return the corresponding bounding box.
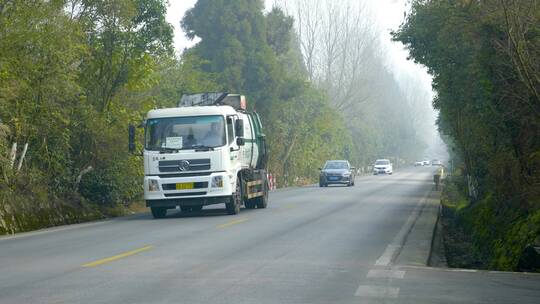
[211,176,223,188]
[148,179,159,192]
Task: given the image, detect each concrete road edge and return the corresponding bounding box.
[395,189,442,266]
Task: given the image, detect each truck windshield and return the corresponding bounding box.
[145,115,226,150]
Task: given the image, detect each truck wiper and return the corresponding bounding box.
[157,147,180,153]
[191,144,215,151]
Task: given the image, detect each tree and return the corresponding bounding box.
[71,0,174,113]
[181,0,283,112]
[393,0,540,270]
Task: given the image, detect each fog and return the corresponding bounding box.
[166,0,444,162]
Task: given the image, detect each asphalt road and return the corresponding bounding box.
[1,167,539,304]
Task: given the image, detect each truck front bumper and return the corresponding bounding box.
[144,172,233,207]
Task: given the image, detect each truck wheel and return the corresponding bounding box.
[191,205,203,211]
[151,207,167,219]
[255,179,269,209]
[245,200,256,209]
[255,190,268,209]
[226,180,242,215]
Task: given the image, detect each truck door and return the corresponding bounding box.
[227,116,241,171]
[252,113,267,170]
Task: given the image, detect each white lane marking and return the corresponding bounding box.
[367,269,406,279]
[0,221,108,242]
[375,245,400,266]
[374,191,430,266]
[400,264,540,277]
[354,285,400,298]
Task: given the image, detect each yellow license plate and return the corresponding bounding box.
[176,183,194,190]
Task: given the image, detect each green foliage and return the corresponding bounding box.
[266,86,353,185]
[0,123,10,181]
[265,8,294,56]
[76,0,173,112]
[0,0,179,233]
[147,52,223,109]
[182,0,284,112]
[0,168,103,235]
[394,0,540,270]
[0,0,86,193]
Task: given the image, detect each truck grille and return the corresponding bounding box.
[164,192,207,197]
[158,159,211,173]
[162,182,208,190]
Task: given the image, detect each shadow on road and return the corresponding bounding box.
[131,206,261,221]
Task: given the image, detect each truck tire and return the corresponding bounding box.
[151,207,167,219]
[255,193,268,209]
[226,180,242,215]
[255,181,268,209]
[245,200,256,209]
[191,205,203,212]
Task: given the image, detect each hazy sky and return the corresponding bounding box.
[166,0,406,53]
[165,1,433,106]
[165,0,439,150]
[165,0,197,53]
[165,0,431,89]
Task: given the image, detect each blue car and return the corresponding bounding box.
[319,160,356,187]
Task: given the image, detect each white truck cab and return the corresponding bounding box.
[130,93,269,218]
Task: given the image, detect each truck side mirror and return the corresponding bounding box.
[236,137,245,146]
[128,125,136,152]
[235,119,244,137]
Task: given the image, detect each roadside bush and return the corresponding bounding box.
[0,123,10,182]
[443,172,540,271]
[0,169,102,235]
[78,156,142,206]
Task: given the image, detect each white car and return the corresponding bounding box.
[414,161,424,167]
[373,159,393,175]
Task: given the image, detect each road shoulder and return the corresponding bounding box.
[395,189,441,266]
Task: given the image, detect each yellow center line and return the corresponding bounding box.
[81,245,153,268]
[217,218,248,229]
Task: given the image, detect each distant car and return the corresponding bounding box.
[414,161,424,167]
[373,159,393,175]
[319,160,356,187]
[431,160,442,166]
[422,160,430,166]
